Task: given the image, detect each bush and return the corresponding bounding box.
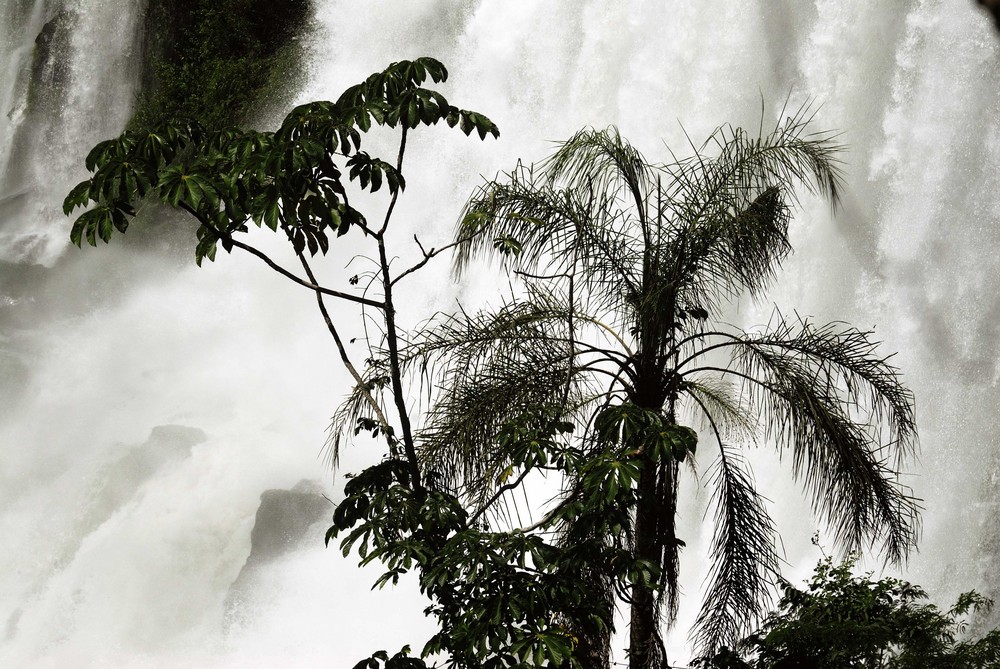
[695,555,1000,668]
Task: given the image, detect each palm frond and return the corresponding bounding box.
[692,445,779,654]
[662,105,844,308]
[655,459,682,625]
[683,376,759,443]
[747,317,917,464]
[541,126,655,215]
[664,184,792,312]
[727,320,920,562]
[324,356,392,467]
[454,128,662,318]
[454,164,643,313]
[419,346,578,506]
[404,288,607,508]
[403,284,573,380]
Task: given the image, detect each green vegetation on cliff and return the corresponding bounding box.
[131,0,312,131]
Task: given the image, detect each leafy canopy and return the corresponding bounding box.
[64,56,498,266]
[696,554,1000,669]
[330,408,686,669]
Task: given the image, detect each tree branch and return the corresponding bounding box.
[375,125,422,490]
[286,228,398,458]
[176,203,384,309]
[391,230,487,287]
[468,465,534,527]
[229,237,385,308]
[378,126,408,237]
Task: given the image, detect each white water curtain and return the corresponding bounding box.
[1,1,998,665]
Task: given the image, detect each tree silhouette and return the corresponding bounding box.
[402,110,919,668]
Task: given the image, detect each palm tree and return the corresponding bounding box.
[374,109,918,669]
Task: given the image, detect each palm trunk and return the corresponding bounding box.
[627,244,679,669]
[628,328,678,668]
[629,459,666,669]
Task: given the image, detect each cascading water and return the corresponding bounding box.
[0,0,143,264]
[1,1,998,666]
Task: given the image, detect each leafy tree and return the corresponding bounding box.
[332,407,671,668]
[695,555,1000,668]
[64,56,499,495]
[398,114,920,668]
[65,56,643,669]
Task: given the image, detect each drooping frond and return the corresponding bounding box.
[454,128,662,319]
[748,317,917,463]
[663,185,791,312]
[663,105,844,308]
[324,356,392,468]
[403,289,611,506]
[704,104,841,204]
[655,459,682,627]
[419,342,578,505]
[405,282,579,379]
[691,445,779,655]
[720,318,919,562]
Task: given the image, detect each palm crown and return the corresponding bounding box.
[342,108,918,668]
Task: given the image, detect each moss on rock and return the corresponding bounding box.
[130,0,312,131]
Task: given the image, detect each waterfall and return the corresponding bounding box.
[0,0,143,265]
[1,1,998,665]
